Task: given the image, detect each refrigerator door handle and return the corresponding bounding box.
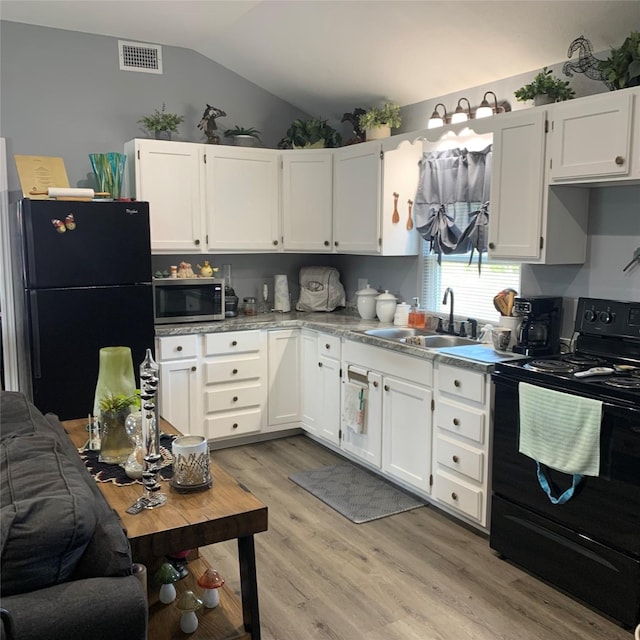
[29,291,42,379]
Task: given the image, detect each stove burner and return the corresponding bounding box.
[602,377,640,390]
[562,354,606,367]
[525,359,578,374]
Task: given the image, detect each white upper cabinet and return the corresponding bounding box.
[281,150,333,252]
[204,147,280,252]
[125,139,205,253]
[332,141,421,255]
[488,109,547,261]
[548,89,637,182]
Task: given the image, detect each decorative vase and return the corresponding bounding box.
[533,94,554,107]
[293,139,325,149]
[365,125,391,140]
[89,152,127,199]
[94,346,136,464]
[155,131,171,140]
[232,135,257,147]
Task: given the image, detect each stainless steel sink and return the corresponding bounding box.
[363,327,430,340]
[401,334,477,348]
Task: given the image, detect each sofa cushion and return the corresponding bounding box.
[0,434,98,597]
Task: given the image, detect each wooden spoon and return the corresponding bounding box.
[392,192,400,224]
[406,199,414,230]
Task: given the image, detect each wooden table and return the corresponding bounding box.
[64,418,268,640]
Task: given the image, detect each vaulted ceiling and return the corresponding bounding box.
[1,1,638,118]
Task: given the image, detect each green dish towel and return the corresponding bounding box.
[518,382,602,476]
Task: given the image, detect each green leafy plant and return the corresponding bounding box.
[138,103,185,134]
[98,392,140,414]
[358,102,402,130]
[514,67,576,102]
[599,31,640,90]
[278,117,342,149]
[223,126,262,140]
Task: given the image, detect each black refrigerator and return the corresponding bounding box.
[12,198,154,420]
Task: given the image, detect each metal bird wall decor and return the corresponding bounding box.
[198,104,227,144]
[563,35,614,90]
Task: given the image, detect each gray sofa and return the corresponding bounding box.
[0,391,147,640]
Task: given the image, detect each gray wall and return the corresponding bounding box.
[2,20,638,323]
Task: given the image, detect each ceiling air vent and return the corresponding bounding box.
[118,40,163,74]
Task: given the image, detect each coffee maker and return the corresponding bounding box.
[512,296,562,356]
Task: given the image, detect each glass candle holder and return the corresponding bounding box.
[170,435,212,493]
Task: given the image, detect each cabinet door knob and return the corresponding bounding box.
[384,384,389,391]
[488,242,495,250]
[454,380,461,388]
[231,340,237,346]
[232,396,238,402]
[451,492,458,501]
[176,345,183,352]
[194,239,200,246]
[334,241,339,247]
[324,240,330,246]
[615,155,624,166]
[453,418,460,426]
[232,423,238,429]
[273,239,278,245]
[318,362,323,367]
[325,344,330,350]
[191,366,196,372]
[373,381,379,388]
[232,368,238,375]
[452,455,459,463]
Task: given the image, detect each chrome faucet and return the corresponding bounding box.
[442,287,455,334]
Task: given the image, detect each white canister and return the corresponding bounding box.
[170,435,212,492]
[393,302,410,327]
[355,285,378,320]
[274,274,291,312]
[376,290,397,323]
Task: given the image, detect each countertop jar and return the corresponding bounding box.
[243,297,257,316]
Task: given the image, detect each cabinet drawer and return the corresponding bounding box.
[317,334,341,360]
[156,335,198,360]
[434,470,483,522]
[205,407,262,439]
[204,330,261,356]
[435,434,484,483]
[435,399,485,444]
[204,383,264,413]
[438,364,485,404]
[204,355,263,384]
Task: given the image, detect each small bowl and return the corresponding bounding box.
[491,328,512,352]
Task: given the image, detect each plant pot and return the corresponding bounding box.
[154,131,172,141]
[293,139,325,149]
[232,135,258,147]
[365,125,391,140]
[533,95,554,107]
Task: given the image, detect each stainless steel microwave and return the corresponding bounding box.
[153,278,225,324]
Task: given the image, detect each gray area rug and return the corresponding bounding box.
[289,463,426,524]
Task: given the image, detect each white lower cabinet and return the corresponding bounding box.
[156,335,201,436]
[202,330,267,440]
[301,330,342,445]
[267,329,301,430]
[433,361,492,527]
[342,341,433,493]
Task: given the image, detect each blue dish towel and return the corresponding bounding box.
[518,382,602,477]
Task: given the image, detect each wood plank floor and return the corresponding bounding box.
[200,435,632,640]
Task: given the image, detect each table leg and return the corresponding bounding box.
[238,534,261,640]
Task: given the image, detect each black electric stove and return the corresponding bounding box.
[490,297,640,629]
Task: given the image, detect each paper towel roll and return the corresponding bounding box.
[47,188,95,198]
[274,274,290,312]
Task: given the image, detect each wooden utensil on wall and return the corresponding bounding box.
[406,199,414,230]
[392,192,400,224]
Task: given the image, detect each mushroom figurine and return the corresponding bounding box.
[176,590,203,633]
[154,562,181,604]
[197,568,225,608]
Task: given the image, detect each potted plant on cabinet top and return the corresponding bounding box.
[514,67,576,105]
[138,103,185,140]
[599,31,640,90]
[278,117,342,149]
[359,102,402,140]
[223,126,262,147]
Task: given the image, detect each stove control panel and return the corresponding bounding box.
[576,298,640,338]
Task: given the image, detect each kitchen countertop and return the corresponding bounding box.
[155,310,525,371]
